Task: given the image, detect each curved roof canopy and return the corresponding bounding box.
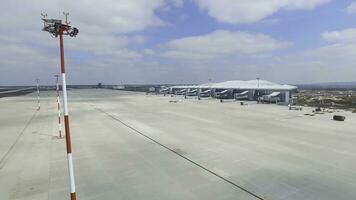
[212,80,297,90]
[171,80,297,91]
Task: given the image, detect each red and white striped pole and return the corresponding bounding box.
[55,75,62,138]
[36,78,40,110]
[59,31,77,200]
[42,13,78,199]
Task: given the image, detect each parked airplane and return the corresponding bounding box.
[175,89,187,95]
[262,92,281,103]
[215,89,231,99]
[199,89,211,98]
[234,90,249,100]
[159,87,170,95]
[186,89,198,96]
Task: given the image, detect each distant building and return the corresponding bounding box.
[168,79,297,104]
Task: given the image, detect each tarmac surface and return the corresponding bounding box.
[0,89,356,200]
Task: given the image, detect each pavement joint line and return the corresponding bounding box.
[0,109,38,169]
[94,107,266,200]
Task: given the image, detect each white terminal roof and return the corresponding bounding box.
[170,85,199,89]
[171,80,297,91]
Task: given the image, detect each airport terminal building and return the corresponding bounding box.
[167,79,297,104]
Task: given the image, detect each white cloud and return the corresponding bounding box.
[0,0,166,33]
[268,28,356,83]
[161,30,292,60]
[169,0,184,8]
[346,2,356,14]
[158,27,356,84]
[1,0,354,85]
[193,0,331,24]
[301,27,356,64]
[0,0,170,85]
[0,0,167,51]
[143,49,155,55]
[302,43,356,60]
[321,28,356,43]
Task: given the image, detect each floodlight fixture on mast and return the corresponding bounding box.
[41,12,78,200]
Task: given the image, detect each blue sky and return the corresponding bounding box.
[148,1,355,52]
[1,0,356,85]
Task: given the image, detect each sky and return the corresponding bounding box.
[1,0,356,85]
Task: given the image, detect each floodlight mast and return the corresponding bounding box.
[257,77,260,103]
[42,13,78,200]
[55,75,62,138]
[36,78,40,110]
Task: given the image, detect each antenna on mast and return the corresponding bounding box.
[41,13,48,19]
[41,13,48,26]
[63,12,70,25]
